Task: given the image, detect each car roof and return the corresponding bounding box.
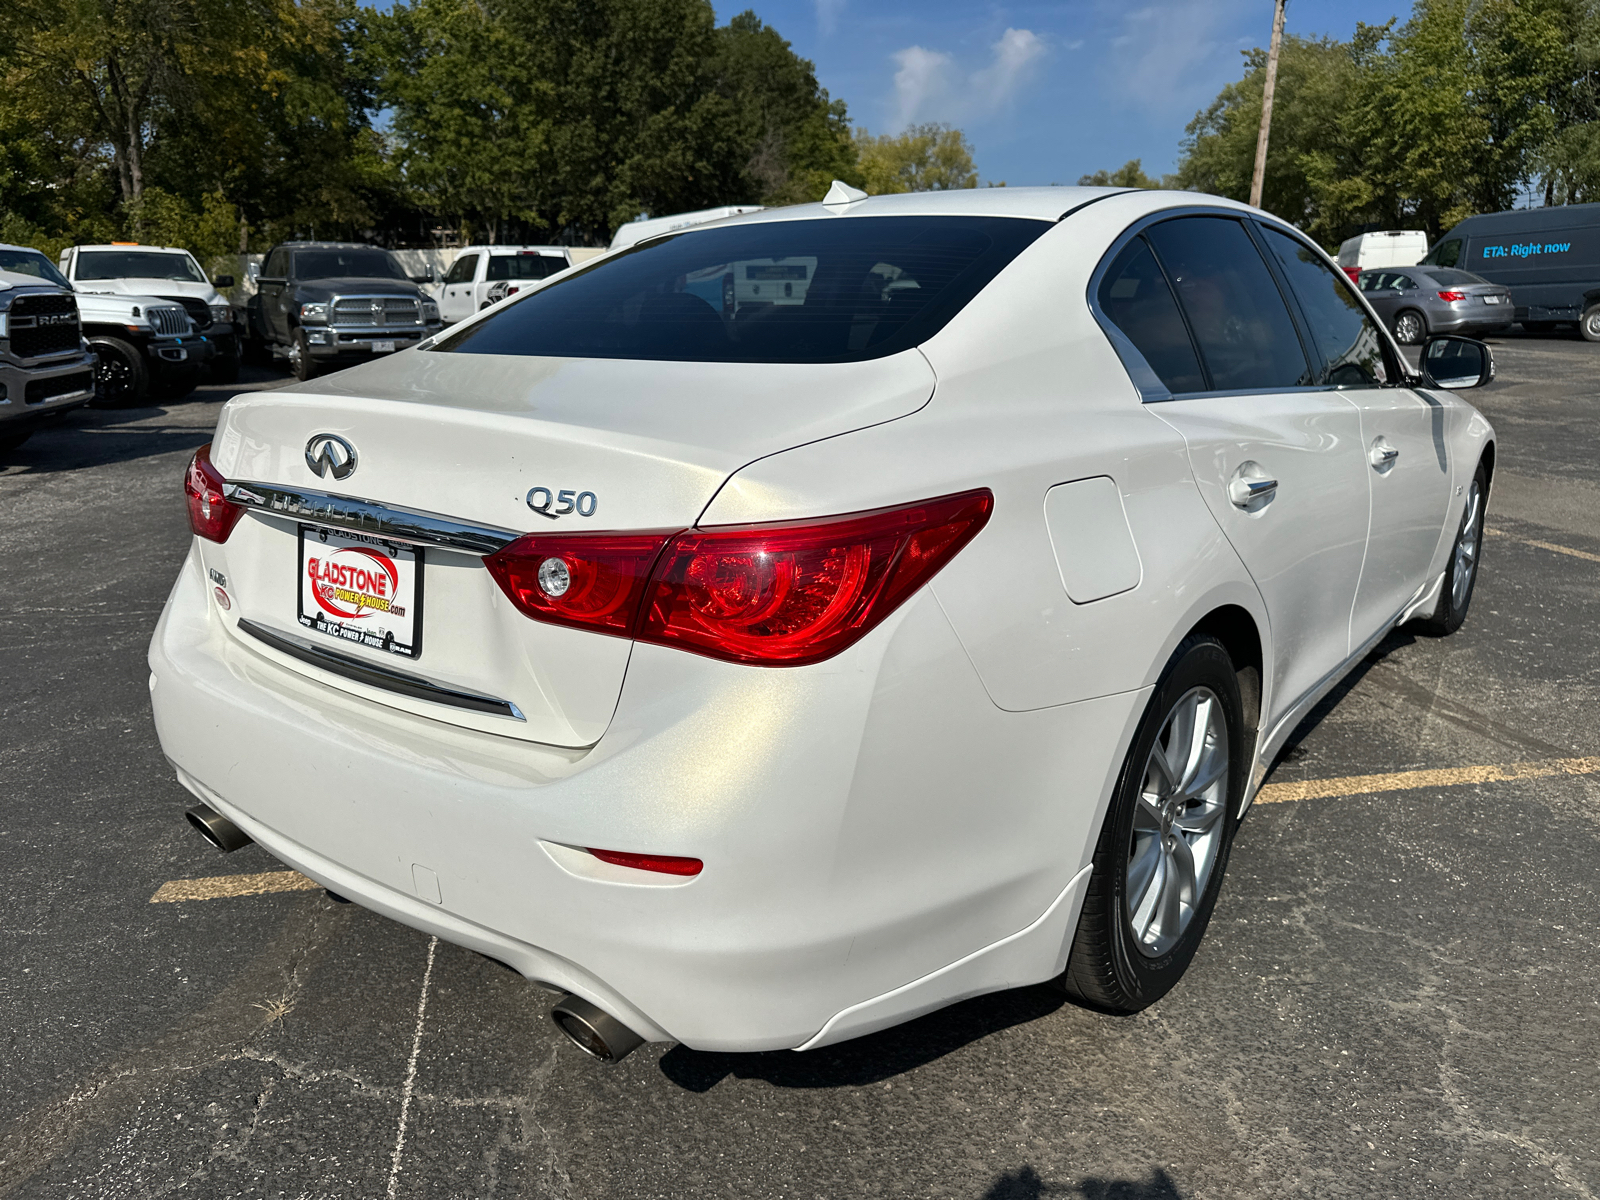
[453,245,569,255]
[681,186,1133,235]
[73,244,196,254]
[275,241,390,249]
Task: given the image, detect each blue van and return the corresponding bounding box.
[1420,202,1600,339]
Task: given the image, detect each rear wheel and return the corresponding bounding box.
[1581,306,1600,343]
[89,337,149,407]
[1416,462,1487,635]
[1393,310,1426,345]
[1060,635,1244,1014]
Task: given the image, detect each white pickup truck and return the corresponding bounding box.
[59,244,240,382]
[434,246,572,324]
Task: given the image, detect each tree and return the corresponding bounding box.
[854,124,977,193]
[1077,160,1164,188]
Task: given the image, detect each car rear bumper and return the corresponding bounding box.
[149,542,1142,1051]
[1429,311,1514,337]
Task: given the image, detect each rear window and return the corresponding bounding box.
[1426,268,1489,287]
[486,253,567,282]
[76,250,206,282]
[294,249,407,280]
[438,216,1048,364]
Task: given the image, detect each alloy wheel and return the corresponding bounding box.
[1126,686,1230,958]
[1452,478,1483,612]
[1395,312,1423,345]
[95,350,134,401]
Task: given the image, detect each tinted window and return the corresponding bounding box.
[1426,268,1488,287]
[444,254,477,285]
[0,248,71,288]
[76,250,206,282]
[439,216,1047,364]
[1145,217,1312,391]
[264,250,288,278]
[1096,237,1205,393]
[1425,239,1462,268]
[1261,227,1388,387]
[486,253,566,282]
[294,248,406,280]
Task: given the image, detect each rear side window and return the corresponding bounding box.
[1424,239,1462,268]
[438,216,1048,364]
[486,254,566,282]
[1260,227,1388,387]
[1096,238,1206,393]
[443,254,477,285]
[1143,217,1313,391]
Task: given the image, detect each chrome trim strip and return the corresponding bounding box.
[223,481,519,555]
[237,618,525,720]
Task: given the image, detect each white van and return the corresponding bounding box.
[608,206,764,253]
[435,246,572,324]
[1336,230,1429,281]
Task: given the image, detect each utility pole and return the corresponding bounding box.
[1250,0,1288,210]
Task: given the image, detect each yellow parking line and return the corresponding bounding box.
[1487,527,1600,564]
[1256,755,1600,805]
[150,870,321,903]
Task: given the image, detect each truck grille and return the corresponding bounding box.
[331,296,421,327]
[7,292,81,358]
[160,295,213,329]
[147,305,192,337]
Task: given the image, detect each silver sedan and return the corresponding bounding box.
[1359,265,1513,344]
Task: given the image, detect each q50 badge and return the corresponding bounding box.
[527,487,597,519]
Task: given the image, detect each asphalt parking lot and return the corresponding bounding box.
[2,334,1597,1200]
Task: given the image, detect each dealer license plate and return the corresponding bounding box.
[298,525,422,658]
[372,340,397,353]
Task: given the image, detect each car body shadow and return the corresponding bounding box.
[983,1166,1187,1199]
[657,982,1072,1092]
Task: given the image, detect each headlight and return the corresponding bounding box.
[299,302,330,323]
[0,313,7,340]
[422,300,440,322]
[209,303,232,324]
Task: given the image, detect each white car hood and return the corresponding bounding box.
[76,278,220,304]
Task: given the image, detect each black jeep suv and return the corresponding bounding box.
[247,243,441,381]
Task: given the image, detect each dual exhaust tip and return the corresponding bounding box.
[181,805,645,1064]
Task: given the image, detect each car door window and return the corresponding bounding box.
[1260,226,1391,387]
[264,249,287,278]
[444,255,477,286]
[1144,217,1313,392]
[1096,237,1206,393]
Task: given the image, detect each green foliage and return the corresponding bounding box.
[1077,160,1166,189]
[854,124,977,194]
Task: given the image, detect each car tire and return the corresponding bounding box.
[89,336,150,407]
[1416,461,1488,636]
[1393,310,1426,345]
[1580,306,1600,343]
[289,330,320,382]
[1059,634,1245,1014]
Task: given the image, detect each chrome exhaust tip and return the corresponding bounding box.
[550,995,645,1064]
[184,804,252,853]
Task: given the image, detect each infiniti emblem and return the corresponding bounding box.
[305,433,358,481]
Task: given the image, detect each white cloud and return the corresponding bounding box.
[888,29,1049,130]
[815,0,846,37]
[1102,2,1232,114]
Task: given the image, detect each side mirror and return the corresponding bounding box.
[247,262,261,281]
[411,270,435,284]
[1421,335,1494,389]
[213,275,235,289]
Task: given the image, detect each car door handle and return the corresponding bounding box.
[1370,438,1400,468]
[1228,473,1278,507]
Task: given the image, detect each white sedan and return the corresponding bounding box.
[153,187,1495,1061]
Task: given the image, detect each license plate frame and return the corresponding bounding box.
[372,339,397,353]
[297,524,423,659]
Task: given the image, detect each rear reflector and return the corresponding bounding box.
[484,489,993,666]
[588,848,703,876]
[184,443,245,543]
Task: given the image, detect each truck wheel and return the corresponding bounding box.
[1581,306,1600,343]
[89,337,150,407]
[289,330,320,382]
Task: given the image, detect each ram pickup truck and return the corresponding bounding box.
[0,268,97,452]
[2,242,210,406]
[58,244,241,381]
[247,242,441,380]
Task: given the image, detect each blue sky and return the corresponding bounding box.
[716,0,1414,185]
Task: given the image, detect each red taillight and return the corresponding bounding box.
[485,490,993,666]
[640,490,993,665]
[484,532,673,635]
[1438,290,1466,301]
[588,848,703,876]
[184,443,245,543]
